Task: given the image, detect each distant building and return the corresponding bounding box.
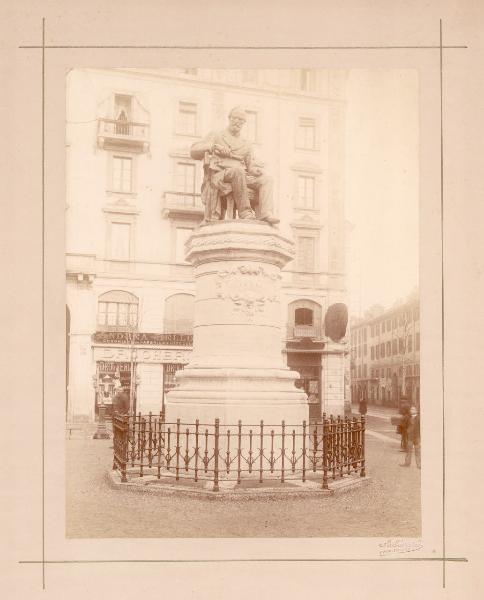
[66,68,349,422]
[349,293,420,408]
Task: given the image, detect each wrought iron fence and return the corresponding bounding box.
[112,412,366,492]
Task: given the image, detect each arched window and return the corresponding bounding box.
[97,290,139,331]
[287,299,322,339]
[164,293,195,334]
[295,307,313,326]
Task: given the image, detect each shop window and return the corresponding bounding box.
[97,290,139,331]
[164,293,195,334]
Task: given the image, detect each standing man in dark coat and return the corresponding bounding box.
[400,406,421,468]
[359,397,368,416]
[114,388,130,415]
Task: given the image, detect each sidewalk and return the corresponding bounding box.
[351,403,398,420]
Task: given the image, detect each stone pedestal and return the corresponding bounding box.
[165,220,308,427]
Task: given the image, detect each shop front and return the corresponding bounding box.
[91,332,193,418]
[286,338,324,422]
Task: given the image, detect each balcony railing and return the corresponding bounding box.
[162,191,204,219]
[97,118,150,153]
[286,324,322,340]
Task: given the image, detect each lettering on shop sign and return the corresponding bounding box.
[93,346,191,364]
[92,331,193,346]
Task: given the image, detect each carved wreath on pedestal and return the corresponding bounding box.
[216,265,281,320]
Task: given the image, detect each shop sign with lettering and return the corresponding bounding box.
[93,346,191,364]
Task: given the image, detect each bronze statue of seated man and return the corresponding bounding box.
[190,107,279,225]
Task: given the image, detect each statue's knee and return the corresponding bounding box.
[225,167,245,181]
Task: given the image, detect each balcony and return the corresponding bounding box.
[97,118,150,153]
[286,324,322,340]
[162,191,204,220]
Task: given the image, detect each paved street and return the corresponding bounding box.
[66,410,420,539]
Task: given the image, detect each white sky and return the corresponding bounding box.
[345,69,419,317]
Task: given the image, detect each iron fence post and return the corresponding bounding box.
[360,415,366,477]
[213,418,220,492]
[322,416,328,490]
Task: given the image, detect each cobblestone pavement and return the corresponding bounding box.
[66,416,420,538]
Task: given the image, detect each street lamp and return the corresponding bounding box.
[93,373,111,440]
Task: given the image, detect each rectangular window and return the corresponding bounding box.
[175,227,193,263]
[407,335,413,352]
[364,344,367,356]
[416,332,420,351]
[110,222,131,260]
[107,302,117,326]
[129,303,138,327]
[178,101,197,135]
[176,162,196,196]
[118,303,128,326]
[376,368,379,378]
[297,236,315,271]
[399,337,404,353]
[381,320,385,333]
[297,175,316,209]
[375,323,379,336]
[296,117,316,149]
[386,341,391,355]
[112,156,132,192]
[376,345,380,360]
[381,343,385,358]
[392,318,397,329]
[387,319,391,331]
[98,302,108,326]
[387,368,391,378]
[371,347,374,360]
[363,365,367,378]
[363,329,367,342]
[358,365,361,378]
[370,325,374,337]
[392,339,398,355]
[245,110,258,142]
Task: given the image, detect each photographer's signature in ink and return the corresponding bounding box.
[379,539,423,557]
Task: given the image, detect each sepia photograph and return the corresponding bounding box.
[65,67,420,539]
[5,2,484,597]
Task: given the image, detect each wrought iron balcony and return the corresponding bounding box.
[162,191,204,219]
[97,118,150,153]
[286,324,322,340]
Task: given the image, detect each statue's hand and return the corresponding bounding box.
[213,144,231,158]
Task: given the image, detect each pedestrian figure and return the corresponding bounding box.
[398,403,410,452]
[114,387,130,415]
[359,397,368,416]
[399,406,421,468]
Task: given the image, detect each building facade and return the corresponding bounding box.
[349,293,420,409]
[66,68,349,423]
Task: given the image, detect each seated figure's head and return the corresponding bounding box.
[228,107,247,135]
